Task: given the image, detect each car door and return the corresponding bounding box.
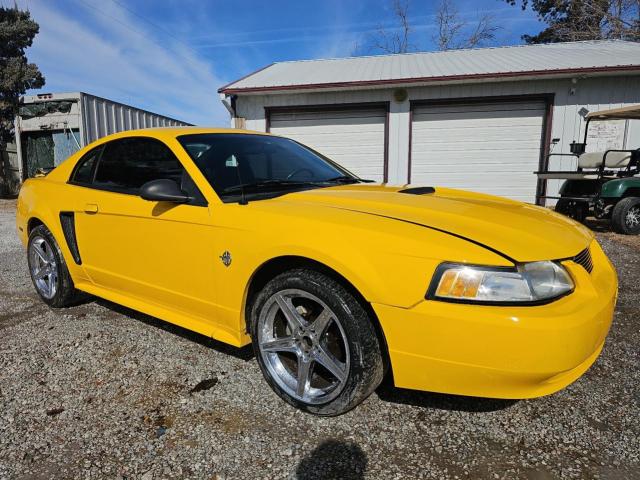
[71,136,220,327]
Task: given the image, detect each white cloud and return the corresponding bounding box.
[16,0,230,126]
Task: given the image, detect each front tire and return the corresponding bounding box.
[27,224,83,307]
[250,269,384,416]
[611,197,640,235]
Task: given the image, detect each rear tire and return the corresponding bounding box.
[27,224,84,307]
[250,269,384,416]
[611,197,640,235]
[555,198,588,223]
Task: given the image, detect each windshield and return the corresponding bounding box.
[177,133,359,202]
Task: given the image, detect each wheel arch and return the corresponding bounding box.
[621,187,640,198]
[27,216,46,234]
[601,177,640,199]
[244,255,392,376]
[25,213,82,279]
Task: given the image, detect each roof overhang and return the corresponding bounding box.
[219,65,640,95]
[586,103,640,120]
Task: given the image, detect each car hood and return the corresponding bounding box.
[278,184,593,263]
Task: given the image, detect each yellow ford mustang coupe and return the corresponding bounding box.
[16,128,617,415]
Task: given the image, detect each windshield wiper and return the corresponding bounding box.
[222,180,320,194]
[222,176,373,197]
[324,175,360,184]
[325,175,376,184]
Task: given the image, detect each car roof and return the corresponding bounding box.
[97,127,271,142]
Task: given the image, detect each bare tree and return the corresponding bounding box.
[368,0,414,54]
[435,0,464,50]
[357,0,500,56]
[435,0,499,50]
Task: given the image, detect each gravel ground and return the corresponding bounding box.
[0,198,638,480]
[585,218,640,252]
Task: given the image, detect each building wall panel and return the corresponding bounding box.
[235,74,640,202]
[77,93,189,145]
[270,108,387,181]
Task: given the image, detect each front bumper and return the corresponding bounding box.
[374,240,617,399]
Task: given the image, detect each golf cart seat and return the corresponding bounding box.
[578,151,631,169]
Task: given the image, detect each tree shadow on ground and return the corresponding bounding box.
[376,382,518,413]
[296,439,367,480]
[91,298,255,361]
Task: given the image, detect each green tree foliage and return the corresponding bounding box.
[505,0,640,43]
[0,6,45,143]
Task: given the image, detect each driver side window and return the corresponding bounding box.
[69,137,206,205]
[93,138,183,193]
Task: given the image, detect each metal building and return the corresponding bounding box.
[219,40,640,204]
[13,91,190,184]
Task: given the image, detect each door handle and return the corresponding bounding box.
[84,203,98,214]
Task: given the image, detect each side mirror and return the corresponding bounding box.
[140,179,191,203]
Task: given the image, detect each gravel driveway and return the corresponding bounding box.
[0,198,638,480]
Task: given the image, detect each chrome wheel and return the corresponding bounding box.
[257,289,350,405]
[29,236,58,299]
[626,206,640,229]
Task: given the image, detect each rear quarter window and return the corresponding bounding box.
[70,146,103,185]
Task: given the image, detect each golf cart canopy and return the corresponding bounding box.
[586,104,640,120]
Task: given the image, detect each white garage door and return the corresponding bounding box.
[411,101,546,203]
[269,107,387,182]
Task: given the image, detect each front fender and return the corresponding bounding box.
[243,242,437,308]
[212,202,512,340]
[600,177,640,198]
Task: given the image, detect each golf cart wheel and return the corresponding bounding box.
[611,197,640,235]
[555,199,588,223]
[250,269,384,416]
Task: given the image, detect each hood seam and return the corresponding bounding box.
[324,205,517,264]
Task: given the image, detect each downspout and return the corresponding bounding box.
[220,93,237,128]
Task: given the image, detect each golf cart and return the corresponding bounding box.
[537,105,640,235]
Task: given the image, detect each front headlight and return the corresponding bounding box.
[428,261,574,304]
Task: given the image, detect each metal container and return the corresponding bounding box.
[13,92,190,184]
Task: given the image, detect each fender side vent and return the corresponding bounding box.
[573,247,593,274]
[398,186,435,195]
[59,212,82,265]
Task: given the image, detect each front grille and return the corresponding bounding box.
[573,247,593,273]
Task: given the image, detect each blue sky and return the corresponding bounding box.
[11,0,542,125]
